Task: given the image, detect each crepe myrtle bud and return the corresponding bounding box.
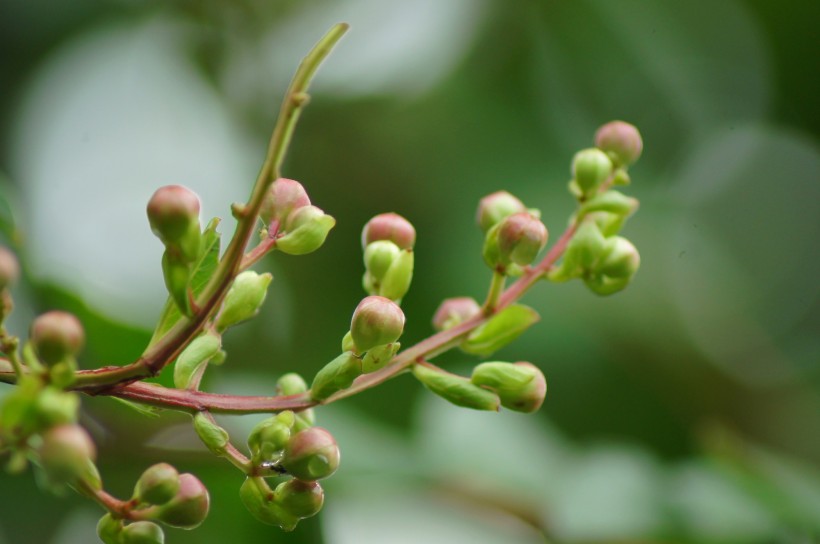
[476,191,527,233]
[240,477,299,530]
[215,271,273,331]
[97,514,123,544]
[363,240,401,282]
[30,311,85,365]
[276,373,309,396]
[497,212,548,266]
[471,362,547,413]
[432,297,481,331]
[275,205,335,256]
[135,463,180,506]
[600,236,640,279]
[155,473,209,529]
[594,120,643,166]
[361,213,416,250]
[350,296,405,353]
[260,178,311,225]
[281,427,340,481]
[120,521,165,544]
[572,148,613,196]
[38,424,96,485]
[147,185,201,257]
[248,413,293,460]
[0,247,19,289]
[275,479,324,519]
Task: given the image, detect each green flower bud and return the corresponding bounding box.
[135,463,180,506]
[599,236,640,279]
[276,373,309,396]
[33,387,79,429]
[551,221,607,281]
[275,479,324,519]
[341,330,355,353]
[461,304,540,356]
[147,185,202,262]
[259,178,311,225]
[193,413,229,455]
[378,248,414,302]
[572,148,613,196]
[363,240,401,282]
[594,120,643,166]
[215,271,273,331]
[432,297,481,331]
[30,311,85,365]
[412,364,500,411]
[281,427,340,481]
[578,190,639,220]
[361,342,399,374]
[240,477,299,530]
[248,415,293,461]
[275,206,335,255]
[497,213,548,266]
[155,473,209,529]
[173,332,221,389]
[471,362,547,413]
[96,513,123,544]
[310,351,362,401]
[361,213,416,250]
[0,247,20,289]
[121,521,165,544]
[350,296,405,353]
[482,222,503,269]
[476,191,527,233]
[161,252,192,317]
[38,424,96,485]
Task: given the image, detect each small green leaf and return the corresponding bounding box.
[172,332,221,389]
[460,304,540,356]
[193,412,229,455]
[412,364,499,411]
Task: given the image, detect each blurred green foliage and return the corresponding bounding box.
[0,1,818,543]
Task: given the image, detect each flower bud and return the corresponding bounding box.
[135,463,180,505]
[215,271,273,331]
[38,424,96,485]
[275,479,324,519]
[281,427,340,481]
[471,362,547,413]
[33,387,79,429]
[96,513,123,544]
[259,178,311,225]
[310,352,362,401]
[161,252,193,316]
[432,297,481,331]
[578,190,639,220]
[476,191,527,233]
[594,120,643,166]
[173,332,221,389]
[30,311,84,366]
[0,247,20,289]
[361,342,399,374]
[147,185,201,261]
[377,248,414,302]
[550,221,607,282]
[155,473,209,529]
[248,413,293,461]
[599,236,640,279]
[363,240,401,282]
[276,373,309,396]
[240,477,299,530]
[275,206,335,255]
[461,304,540,356]
[497,213,548,266]
[572,148,613,196]
[193,413,229,455]
[120,521,165,544]
[350,296,405,353]
[412,364,500,411]
[361,213,416,250]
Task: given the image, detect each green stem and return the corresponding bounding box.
[200,411,252,473]
[482,270,506,314]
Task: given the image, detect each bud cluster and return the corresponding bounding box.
[261,178,335,256]
[361,213,415,302]
[478,192,548,273]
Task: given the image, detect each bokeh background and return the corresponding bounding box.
[1,1,818,543]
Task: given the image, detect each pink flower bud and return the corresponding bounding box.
[350,296,405,352]
[135,463,180,505]
[0,247,20,289]
[497,213,548,266]
[594,120,643,166]
[146,185,201,243]
[432,297,481,331]
[155,473,210,529]
[30,311,85,365]
[281,427,340,481]
[361,213,416,250]
[275,479,324,519]
[38,424,96,485]
[260,178,311,224]
[476,191,526,232]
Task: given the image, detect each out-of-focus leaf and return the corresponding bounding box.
[109,397,161,418]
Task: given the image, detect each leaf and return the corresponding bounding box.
[460,304,540,356]
[110,397,162,418]
[148,218,221,347]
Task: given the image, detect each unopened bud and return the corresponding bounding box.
[572,148,613,196]
[432,297,481,331]
[38,424,96,485]
[310,351,362,401]
[215,271,273,331]
[147,185,201,261]
[96,514,123,544]
[155,473,209,529]
[599,236,640,279]
[240,477,299,530]
[363,240,401,282]
[275,479,324,519]
[361,342,399,374]
[161,252,192,316]
[594,120,643,166]
[361,213,416,250]
[276,373,309,396]
[248,412,294,460]
[350,296,405,353]
[497,213,548,266]
[377,248,414,302]
[476,191,527,232]
[275,205,335,255]
[281,427,340,481]
[461,304,540,356]
[173,332,221,389]
[0,247,19,289]
[412,364,500,411]
[193,413,229,455]
[33,387,79,429]
[471,362,547,413]
[260,178,311,225]
[135,463,180,505]
[120,521,165,544]
[578,190,639,220]
[30,311,84,365]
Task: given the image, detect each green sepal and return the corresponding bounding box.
[550,220,607,282]
[96,513,123,544]
[310,352,362,401]
[412,364,500,411]
[193,413,229,455]
[161,251,192,317]
[361,342,399,374]
[240,477,299,531]
[471,362,547,413]
[341,330,355,353]
[173,332,222,389]
[363,240,400,282]
[583,274,631,296]
[378,249,413,302]
[482,223,503,268]
[460,304,540,356]
[248,411,294,461]
[275,210,335,256]
[215,271,273,331]
[578,190,638,220]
